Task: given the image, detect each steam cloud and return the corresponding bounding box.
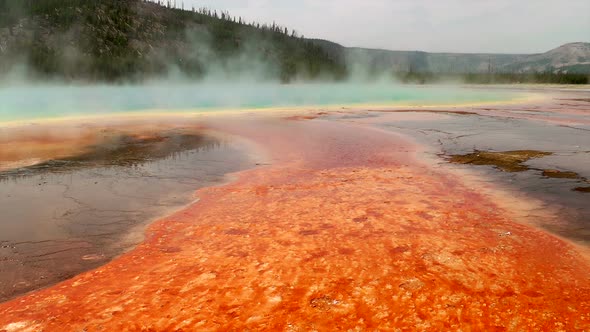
[0,0,517,124]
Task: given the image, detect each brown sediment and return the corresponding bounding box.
[0,117,589,331]
[449,152,589,190]
[284,111,333,121]
[574,187,590,193]
[542,169,581,179]
[449,150,552,172]
[284,115,320,121]
[557,98,590,103]
[373,109,478,116]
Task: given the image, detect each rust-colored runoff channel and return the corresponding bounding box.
[0,116,589,331]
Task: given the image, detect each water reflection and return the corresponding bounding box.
[0,131,255,302]
[0,131,226,181]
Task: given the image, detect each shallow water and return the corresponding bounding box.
[334,91,590,246]
[0,129,257,301]
[0,84,520,123]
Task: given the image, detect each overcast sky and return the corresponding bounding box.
[178,0,590,54]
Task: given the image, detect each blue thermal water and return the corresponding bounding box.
[0,84,519,122]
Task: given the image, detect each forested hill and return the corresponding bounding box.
[0,0,347,82]
[0,0,588,84]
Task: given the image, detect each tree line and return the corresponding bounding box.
[396,71,588,85]
[0,0,587,84]
[0,0,346,82]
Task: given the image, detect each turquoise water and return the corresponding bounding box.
[0,84,518,123]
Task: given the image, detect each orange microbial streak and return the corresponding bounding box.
[0,117,589,331]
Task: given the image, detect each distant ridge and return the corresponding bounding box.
[312,40,590,74]
[500,43,590,73]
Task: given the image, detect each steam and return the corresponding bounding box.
[0,82,518,124]
[0,1,522,124]
[0,0,402,84]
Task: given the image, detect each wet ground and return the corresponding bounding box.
[0,114,588,331]
[0,86,589,330]
[334,89,590,247]
[0,126,257,301]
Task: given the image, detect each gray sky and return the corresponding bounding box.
[179,0,590,54]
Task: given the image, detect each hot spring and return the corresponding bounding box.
[0,83,526,123]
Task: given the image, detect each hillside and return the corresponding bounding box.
[0,0,588,83]
[0,0,346,82]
